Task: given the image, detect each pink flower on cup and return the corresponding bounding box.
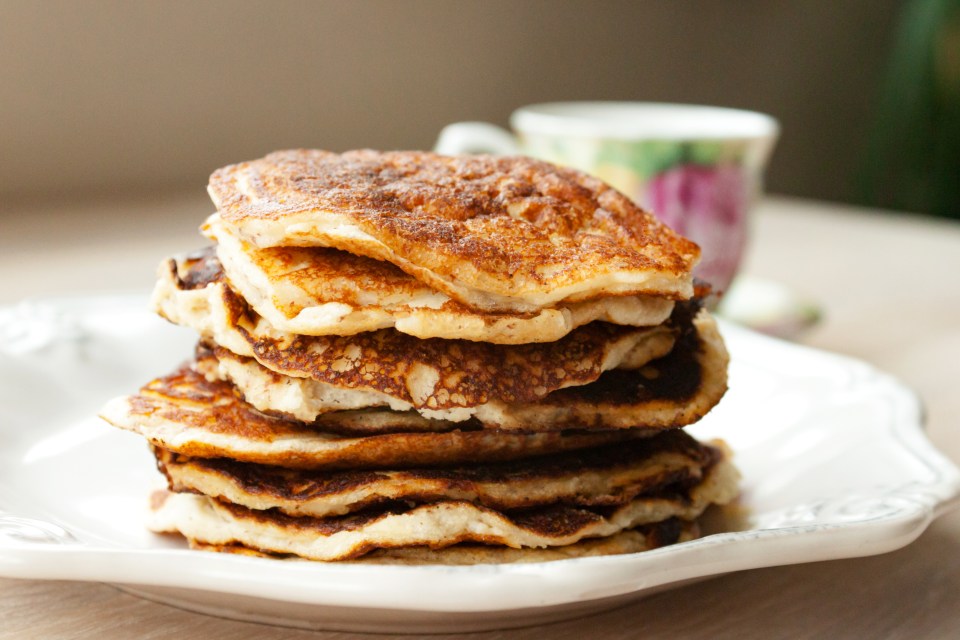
[647,163,749,294]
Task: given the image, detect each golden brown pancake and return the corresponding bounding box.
[152,251,684,422]
[207,150,700,312]
[146,448,738,561]
[187,520,700,564]
[487,309,730,430]
[153,429,716,517]
[99,366,650,470]
[192,307,727,431]
[205,213,674,343]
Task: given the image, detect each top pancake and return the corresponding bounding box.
[208,150,700,313]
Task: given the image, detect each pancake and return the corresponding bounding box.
[153,429,717,517]
[100,147,741,569]
[205,213,674,343]
[192,306,726,431]
[207,150,700,313]
[187,519,700,564]
[153,251,683,422]
[484,309,730,430]
[99,366,649,470]
[146,449,739,561]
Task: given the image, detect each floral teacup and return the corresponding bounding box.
[435,102,779,295]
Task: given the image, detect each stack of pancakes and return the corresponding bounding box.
[100,150,738,563]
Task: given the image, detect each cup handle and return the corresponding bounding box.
[434,122,520,155]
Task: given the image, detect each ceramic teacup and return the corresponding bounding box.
[435,102,779,294]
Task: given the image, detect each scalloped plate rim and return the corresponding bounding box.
[0,293,958,624]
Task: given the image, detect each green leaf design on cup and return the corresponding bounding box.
[687,141,725,165]
[597,140,686,178]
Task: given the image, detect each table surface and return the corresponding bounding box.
[1,194,958,639]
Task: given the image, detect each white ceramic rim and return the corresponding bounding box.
[511,102,780,141]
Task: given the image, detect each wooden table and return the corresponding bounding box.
[1,195,958,638]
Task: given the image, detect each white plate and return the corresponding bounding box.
[1,295,958,634]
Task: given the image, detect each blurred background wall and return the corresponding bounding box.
[1,0,908,207]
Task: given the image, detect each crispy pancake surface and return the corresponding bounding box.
[206,215,674,343]
[153,251,687,422]
[99,366,647,470]
[189,520,699,564]
[488,309,730,430]
[208,150,700,312]
[147,449,738,561]
[192,308,727,431]
[153,429,714,517]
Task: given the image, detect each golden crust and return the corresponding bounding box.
[489,310,730,430]
[99,366,648,470]
[208,150,700,311]
[147,449,738,561]
[194,308,727,432]
[153,251,681,419]
[188,520,700,564]
[240,322,676,414]
[153,429,714,516]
